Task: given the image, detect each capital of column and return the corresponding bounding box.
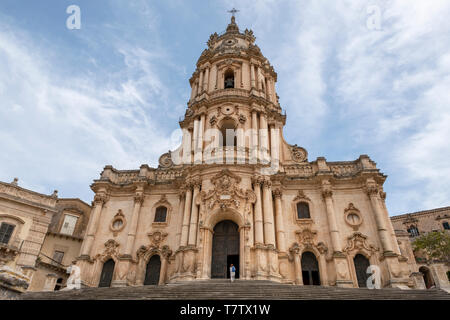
[251,175,263,187]
[134,192,144,205]
[191,177,202,189]
[365,184,380,197]
[178,190,186,201]
[289,243,301,256]
[93,193,108,206]
[262,178,272,188]
[321,180,333,199]
[272,188,283,199]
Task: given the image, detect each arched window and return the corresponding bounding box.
[407,225,419,237]
[219,119,237,147]
[154,206,167,223]
[224,69,234,89]
[296,202,310,219]
[443,221,450,230]
[0,222,15,245]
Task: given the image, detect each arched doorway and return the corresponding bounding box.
[419,266,435,289]
[301,251,320,285]
[211,220,239,279]
[54,278,63,291]
[144,255,161,285]
[98,259,115,287]
[354,254,370,288]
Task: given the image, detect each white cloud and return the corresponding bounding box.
[0,17,177,201]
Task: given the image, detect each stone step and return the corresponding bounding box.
[20,281,450,300]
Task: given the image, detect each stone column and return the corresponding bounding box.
[250,63,256,88]
[176,191,186,248]
[181,128,192,166]
[200,227,213,279]
[124,191,144,256]
[193,117,201,164]
[190,82,196,101]
[273,189,286,253]
[259,113,270,164]
[213,65,218,89]
[188,181,201,246]
[266,78,272,101]
[80,193,107,257]
[198,113,205,163]
[290,245,303,285]
[321,184,342,253]
[195,81,200,96]
[262,179,276,247]
[251,111,259,163]
[159,254,170,285]
[198,69,204,93]
[180,183,193,247]
[321,180,353,287]
[269,124,280,172]
[251,177,264,245]
[366,182,393,254]
[203,67,209,93]
[256,66,262,90]
[380,192,401,255]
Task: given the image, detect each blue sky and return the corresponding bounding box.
[0,0,449,216]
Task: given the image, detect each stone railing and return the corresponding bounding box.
[329,162,362,177]
[284,165,315,177]
[0,183,57,208]
[100,169,140,185]
[207,88,249,100]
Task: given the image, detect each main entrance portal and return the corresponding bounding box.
[211,220,239,279]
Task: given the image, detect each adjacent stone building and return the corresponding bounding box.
[0,178,90,295]
[76,17,413,290]
[391,206,450,290]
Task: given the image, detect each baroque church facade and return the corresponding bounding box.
[76,17,414,289]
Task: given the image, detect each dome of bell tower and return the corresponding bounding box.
[181,16,285,129]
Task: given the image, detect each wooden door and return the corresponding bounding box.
[211,220,239,279]
[98,259,115,287]
[144,255,161,285]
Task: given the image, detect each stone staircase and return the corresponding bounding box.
[20,280,450,300]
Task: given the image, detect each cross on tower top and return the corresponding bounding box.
[227,7,239,18]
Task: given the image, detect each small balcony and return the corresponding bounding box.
[0,237,23,264]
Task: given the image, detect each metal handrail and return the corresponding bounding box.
[38,252,68,269]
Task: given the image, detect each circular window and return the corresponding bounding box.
[344,211,363,229]
[112,219,123,229]
[347,213,360,225]
[110,210,126,235]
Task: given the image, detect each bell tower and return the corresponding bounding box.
[175,14,287,170]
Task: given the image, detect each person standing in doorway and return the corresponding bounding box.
[230,264,236,282]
